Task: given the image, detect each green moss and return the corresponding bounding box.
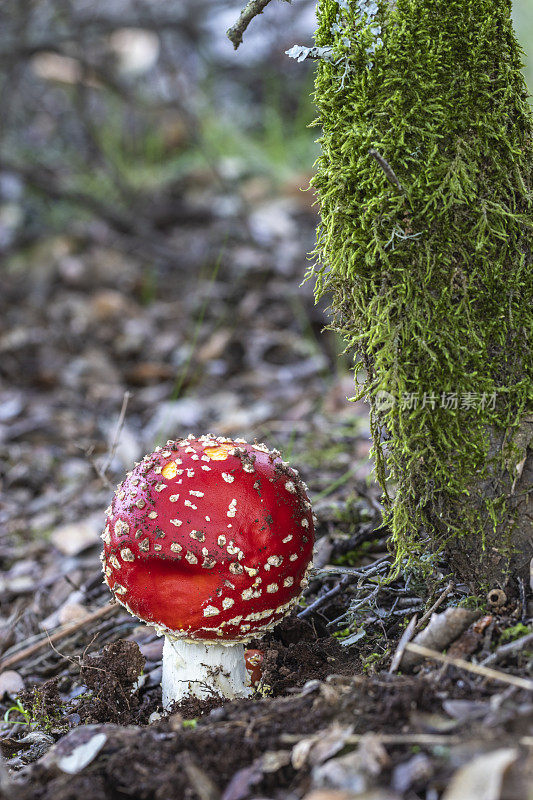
[499,622,532,642]
[458,595,485,610]
[362,649,390,672]
[311,0,533,580]
[332,626,352,638]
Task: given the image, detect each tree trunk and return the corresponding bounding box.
[311,0,532,593]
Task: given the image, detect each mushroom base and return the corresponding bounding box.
[161,637,253,707]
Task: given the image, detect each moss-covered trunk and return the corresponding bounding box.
[312,0,532,592]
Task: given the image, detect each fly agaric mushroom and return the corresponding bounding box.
[244,649,264,688]
[101,435,314,707]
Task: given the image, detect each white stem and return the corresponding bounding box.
[161,638,252,708]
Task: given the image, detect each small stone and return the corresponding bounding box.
[50,516,101,556]
[0,670,24,699]
[58,603,88,626]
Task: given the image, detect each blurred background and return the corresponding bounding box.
[0,0,531,580]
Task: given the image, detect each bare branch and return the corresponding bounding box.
[481,631,533,668]
[415,581,454,631]
[389,613,417,673]
[0,605,118,671]
[227,0,291,50]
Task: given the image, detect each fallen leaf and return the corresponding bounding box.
[442,748,518,800]
[58,602,88,626]
[126,362,174,385]
[108,29,160,76]
[304,789,400,800]
[292,724,354,770]
[221,749,291,800]
[311,734,389,794]
[442,699,490,723]
[447,625,483,659]
[473,615,493,634]
[392,753,433,793]
[57,732,108,775]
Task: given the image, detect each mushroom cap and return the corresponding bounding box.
[101,435,314,643]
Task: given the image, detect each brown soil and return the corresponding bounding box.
[10,668,532,800]
[78,640,146,725]
[5,615,532,800]
[258,616,359,695]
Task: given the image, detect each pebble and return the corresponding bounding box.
[50,515,101,556]
[58,602,88,626]
[0,670,25,699]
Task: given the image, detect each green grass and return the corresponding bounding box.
[199,89,319,184]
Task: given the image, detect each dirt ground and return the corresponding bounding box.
[1,176,532,797]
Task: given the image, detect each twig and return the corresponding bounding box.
[0,605,118,671]
[100,390,132,476]
[317,554,391,578]
[326,585,381,628]
[403,642,533,691]
[480,632,533,668]
[306,550,391,628]
[415,581,454,631]
[298,575,350,619]
[227,0,290,49]
[368,148,404,192]
[518,576,527,623]
[281,732,533,747]
[77,443,115,490]
[389,614,418,673]
[348,584,381,614]
[390,604,423,616]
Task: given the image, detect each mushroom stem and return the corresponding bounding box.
[161,637,253,707]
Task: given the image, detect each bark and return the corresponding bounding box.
[443,426,533,589]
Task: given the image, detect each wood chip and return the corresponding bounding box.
[400,608,480,669]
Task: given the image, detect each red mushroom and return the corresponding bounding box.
[101,434,314,706]
[244,649,264,688]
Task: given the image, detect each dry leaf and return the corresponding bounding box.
[292,724,354,770]
[442,748,518,800]
[311,734,389,794]
[57,733,107,774]
[50,515,101,556]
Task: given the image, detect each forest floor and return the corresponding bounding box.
[1,146,532,800]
